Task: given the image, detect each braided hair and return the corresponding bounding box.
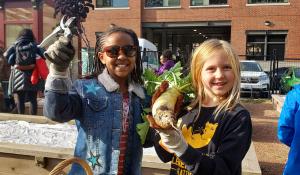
[93,27,143,85]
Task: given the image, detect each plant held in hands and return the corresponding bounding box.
[144,62,194,129]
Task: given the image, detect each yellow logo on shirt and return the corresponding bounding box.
[181,122,218,148]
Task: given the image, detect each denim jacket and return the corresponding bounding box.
[44,68,147,175]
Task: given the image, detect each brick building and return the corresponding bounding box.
[0,0,57,48]
[0,0,299,65]
[82,0,300,64]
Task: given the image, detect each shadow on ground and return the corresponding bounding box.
[259,161,285,175]
[251,122,280,143]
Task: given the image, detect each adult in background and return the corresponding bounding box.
[278,84,300,175]
[4,29,43,115]
[155,49,175,75]
[0,47,15,112]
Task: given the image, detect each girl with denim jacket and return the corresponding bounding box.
[43,27,150,175]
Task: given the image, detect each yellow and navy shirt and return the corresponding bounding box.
[153,104,252,175]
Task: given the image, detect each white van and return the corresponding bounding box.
[138,38,159,71]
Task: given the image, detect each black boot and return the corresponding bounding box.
[4,98,10,112]
[8,97,16,112]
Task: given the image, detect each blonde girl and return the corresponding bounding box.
[150,39,252,175]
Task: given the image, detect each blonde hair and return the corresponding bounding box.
[190,39,241,118]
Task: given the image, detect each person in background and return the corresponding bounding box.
[4,28,43,115]
[43,26,152,175]
[148,39,252,175]
[0,47,15,112]
[155,49,175,75]
[278,84,300,175]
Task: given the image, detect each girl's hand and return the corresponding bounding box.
[157,128,188,156]
[44,36,75,72]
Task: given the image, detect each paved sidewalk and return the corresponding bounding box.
[242,100,289,175]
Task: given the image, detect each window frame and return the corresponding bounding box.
[144,0,181,8]
[95,0,129,9]
[246,31,287,61]
[190,0,228,6]
[247,0,289,5]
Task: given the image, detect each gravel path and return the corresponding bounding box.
[243,100,289,175]
[0,120,77,148]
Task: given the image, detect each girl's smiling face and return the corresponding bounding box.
[201,50,235,102]
[98,32,136,84]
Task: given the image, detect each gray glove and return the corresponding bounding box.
[158,128,188,157]
[44,36,75,72]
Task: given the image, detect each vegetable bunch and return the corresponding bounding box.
[144,62,194,129]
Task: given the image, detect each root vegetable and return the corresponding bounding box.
[152,87,182,129]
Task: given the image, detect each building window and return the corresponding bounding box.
[5,24,32,48]
[248,0,288,4]
[246,32,286,61]
[191,0,227,6]
[5,8,33,21]
[145,0,180,7]
[96,0,128,8]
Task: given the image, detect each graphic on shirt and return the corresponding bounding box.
[87,151,102,170]
[84,83,101,95]
[170,121,218,174]
[171,156,192,175]
[182,122,218,148]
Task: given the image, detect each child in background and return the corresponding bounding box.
[43,27,150,175]
[148,39,252,175]
[278,84,300,175]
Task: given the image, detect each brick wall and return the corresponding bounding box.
[82,0,142,48]
[82,0,300,59]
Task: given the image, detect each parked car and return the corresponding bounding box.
[279,67,300,94]
[240,60,270,97]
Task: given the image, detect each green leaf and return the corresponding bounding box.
[136,111,150,145]
[143,61,194,96]
[143,69,162,95]
[136,122,149,145]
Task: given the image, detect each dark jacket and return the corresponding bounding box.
[153,104,252,175]
[5,36,43,92]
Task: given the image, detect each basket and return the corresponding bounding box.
[49,157,93,175]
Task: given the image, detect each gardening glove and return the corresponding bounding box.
[158,128,188,157]
[44,36,75,75]
[146,81,184,129]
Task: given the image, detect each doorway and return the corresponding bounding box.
[142,25,231,66]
